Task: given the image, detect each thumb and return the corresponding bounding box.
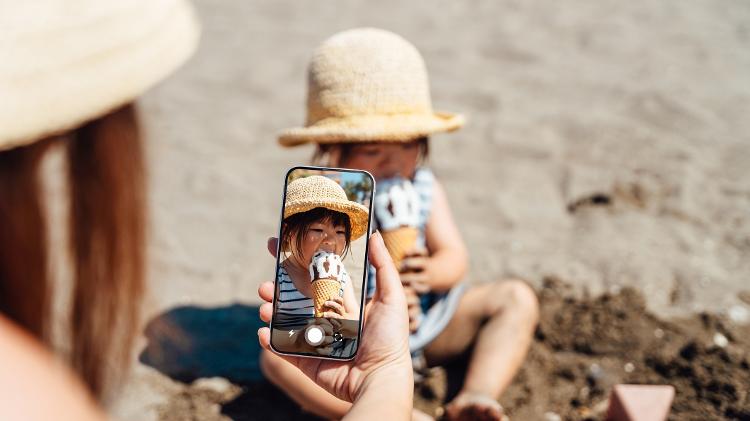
[368,232,403,301]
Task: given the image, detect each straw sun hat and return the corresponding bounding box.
[284,175,370,240]
[278,28,465,147]
[0,0,200,151]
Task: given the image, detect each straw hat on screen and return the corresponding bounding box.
[278,28,465,147]
[0,0,200,151]
[284,175,370,240]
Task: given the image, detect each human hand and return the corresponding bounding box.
[320,295,346,319]
[259,233,413,404]
[404,286,422,333]
[399,246,430,294]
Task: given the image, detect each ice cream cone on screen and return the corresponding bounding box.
[374,178,421,269]
[309,251,346,317]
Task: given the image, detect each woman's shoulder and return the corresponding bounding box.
[0,315,104,420]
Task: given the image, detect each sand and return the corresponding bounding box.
[110,0,750,419]
[135,282,750,420]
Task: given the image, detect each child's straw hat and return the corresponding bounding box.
[0,0,200,152]
[284,175,370,240]
[278,28,464,147]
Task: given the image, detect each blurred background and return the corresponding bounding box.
[118,0,750,419]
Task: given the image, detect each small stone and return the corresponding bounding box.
[728,305,749,324]
[580,386,591,399]
[588,363,603,381]
[624,362,635,373]
[699,277,711,288]
[544,412,562,421]
[654,328,664,339]
[713,333,729,348]
[192,377,233,394]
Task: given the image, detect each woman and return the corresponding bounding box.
[0,1,412,419]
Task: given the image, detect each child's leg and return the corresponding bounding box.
[260,349,351,419]
[423,280,539,419]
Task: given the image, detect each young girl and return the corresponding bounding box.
[271,175,368,357]
[265,28,540,421]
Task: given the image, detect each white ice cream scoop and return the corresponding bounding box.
[374,178,420,230]
[309,250,345,282]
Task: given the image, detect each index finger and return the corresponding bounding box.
[401,256,428,272]
[404,246,428,258]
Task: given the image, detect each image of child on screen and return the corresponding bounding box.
[272,174,369,357]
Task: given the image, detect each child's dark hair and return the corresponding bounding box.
[312,136,429,166]
[281,207,352,265]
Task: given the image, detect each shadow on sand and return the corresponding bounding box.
[139,303,323,420]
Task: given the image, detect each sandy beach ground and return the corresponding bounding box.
[110,0,750,419]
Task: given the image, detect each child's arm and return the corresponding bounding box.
[342,278,360,318]
[409,179,468,293]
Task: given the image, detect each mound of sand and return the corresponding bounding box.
[150,280,749,420]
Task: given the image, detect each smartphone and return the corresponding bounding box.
[270,166,374,360]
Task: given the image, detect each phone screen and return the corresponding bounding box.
[270,166,374,359]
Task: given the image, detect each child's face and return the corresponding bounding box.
[300,219,347,264]
[340,141,420,180]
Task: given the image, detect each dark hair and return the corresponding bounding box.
[281,207,352,266]
[312,137,429,166]
[0,104,145,400]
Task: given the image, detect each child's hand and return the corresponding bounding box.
[320,296,347,319]
[399,247,430,294]
[404,286,422,333]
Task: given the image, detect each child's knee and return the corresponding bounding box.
[498,280,539,324]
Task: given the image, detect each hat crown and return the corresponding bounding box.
[0,0,199,150]
[286,175,348,205]
[305,28,433,125]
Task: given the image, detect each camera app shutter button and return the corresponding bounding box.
[304,325,325,346]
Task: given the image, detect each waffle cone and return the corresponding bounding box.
[381,226,418,269]
[312,278,341,317]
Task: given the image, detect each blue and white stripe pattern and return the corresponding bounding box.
[275,266,315,318]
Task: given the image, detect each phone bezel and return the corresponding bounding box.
[269,165,375,361]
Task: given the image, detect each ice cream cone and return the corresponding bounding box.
[381,226,419,270]
[312,278,342,317]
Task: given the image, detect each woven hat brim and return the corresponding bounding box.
[284,199,370,240]
[0,0,200,151]
[278,111,465,147]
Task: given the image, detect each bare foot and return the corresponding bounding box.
[412,408,435,421]
[443,393,504,421]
